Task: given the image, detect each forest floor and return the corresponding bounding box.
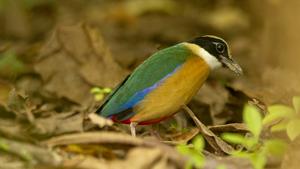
[0,1,300,169]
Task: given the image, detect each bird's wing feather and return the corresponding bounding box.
[97,43,192,118]
[95,75,130,114]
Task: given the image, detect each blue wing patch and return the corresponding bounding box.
[106,65,181,121]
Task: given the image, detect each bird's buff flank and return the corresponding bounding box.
[96,35,243,136]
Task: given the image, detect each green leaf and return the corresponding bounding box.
[90,87,102,94]
[231,150,252,158]
[102,87,112,93]
[177,143,205,169]
[287,119,300,140]
[270,120,288,132]
[263,105,295,125]
[264,139,286,157]
[0,139,9,151]
[192,154,205,168]
[95,94,105,101]
[176,144,192,155]
[243,104,262,138]
[293,96,300,114]
[216,164,227,169]
[185,161,193,169]
[90,87,112,101]
[0,51,26,77]
[221,133,245,145]
[250,153,266,169]
[244,137,259,150]
[192,135,204,152]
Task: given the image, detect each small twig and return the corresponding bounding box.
[24,105,35,124]
[208,123,248,133]
[182,105,234,155]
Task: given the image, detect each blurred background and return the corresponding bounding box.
[0,0,300,169]
[0,0,299,104]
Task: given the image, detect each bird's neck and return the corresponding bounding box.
[182,42,222,70]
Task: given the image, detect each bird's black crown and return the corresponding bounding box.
[189,35,231,60]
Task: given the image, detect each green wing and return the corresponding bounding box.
[97,43,192,118]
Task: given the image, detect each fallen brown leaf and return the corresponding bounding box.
[0,80,12,107]
[63,155,108,169]
[164,127,200,145]
[0,119,30,141]
[35,23,128,105]
[32,111,84,137]
[0,153,27,169]
[182,105,234,155]
[0,136,62,166]
[204,154,252,169]
[110,147,174,169]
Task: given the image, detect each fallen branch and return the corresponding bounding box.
[43,131,187,168]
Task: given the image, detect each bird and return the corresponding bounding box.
[96,35,243,136]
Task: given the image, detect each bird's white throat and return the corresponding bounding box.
[197,47,222,70]
[184,42,222,70]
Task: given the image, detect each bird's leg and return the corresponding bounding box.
[130,122,138,137]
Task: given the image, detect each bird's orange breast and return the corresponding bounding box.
[130,56,210,123]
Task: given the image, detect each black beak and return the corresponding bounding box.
[220,56,243,76]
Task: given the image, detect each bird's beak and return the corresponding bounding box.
[220,56,243,76]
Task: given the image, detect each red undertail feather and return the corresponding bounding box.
[111,114,173,125]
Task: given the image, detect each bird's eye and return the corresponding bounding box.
[216,43,225,53]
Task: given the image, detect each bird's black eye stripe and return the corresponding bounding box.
[216,43,225,53]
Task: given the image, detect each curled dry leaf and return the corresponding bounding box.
[32,111,84,137]
[164,127,200,145]
[35,23,128,105]
[182,105,234,155]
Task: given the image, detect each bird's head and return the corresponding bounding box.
[188,35,243,75]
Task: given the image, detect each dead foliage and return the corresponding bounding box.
[0,1,299,169]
